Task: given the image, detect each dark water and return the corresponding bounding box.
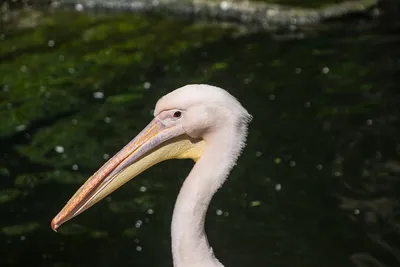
[1,8,399,267]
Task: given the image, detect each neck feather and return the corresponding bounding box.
[171,119,249,267]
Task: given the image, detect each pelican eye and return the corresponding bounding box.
[173,111,182,118]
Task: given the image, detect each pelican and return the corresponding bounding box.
[51,84,252,267]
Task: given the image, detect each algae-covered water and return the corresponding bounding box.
[1,8,399,267]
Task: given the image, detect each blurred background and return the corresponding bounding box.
[1,0,399,266]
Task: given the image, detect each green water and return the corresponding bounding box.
[1,9,399,267]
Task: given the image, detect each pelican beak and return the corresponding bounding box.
[51,118,205,231]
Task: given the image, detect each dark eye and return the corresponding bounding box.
[173,111,182,118]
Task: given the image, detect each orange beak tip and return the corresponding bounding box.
[51,219,59,232]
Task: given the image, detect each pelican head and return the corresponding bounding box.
[51,84,251,231]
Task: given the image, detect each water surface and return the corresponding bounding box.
[1,9,399,267]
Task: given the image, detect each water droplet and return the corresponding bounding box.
[366,119,373,125]
[243,77,252,84]
[20,65,28,72]
[139,186,147,192]
[295,67,302,74]
[147,209,154,215]
[51,1,60,7]
[304,101,311,108]
[255,151,262,157]
[333,171,342,177]
[250,201,261,207]
[103,153,110,160]
[136,246,142,252]
[317,164,323,170]
[15,124,26,132]
[143,82,151,89]
[371,8,381,18]
[216,209,223,216]
[223,211,229,216]
[135,220,142,228]
[275,184,282,191]
[354,209,360,215]
[104,117,111,123]
[54,146,65,153]
[48,40,55,47]
[220,1,231,10]
[322,67,329,74]
[269,94,275,100]
[289,161,296,167]
[72,164,79,171]
[20,236,26,241]
[93,91,104,99]
[75,3,84,11]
